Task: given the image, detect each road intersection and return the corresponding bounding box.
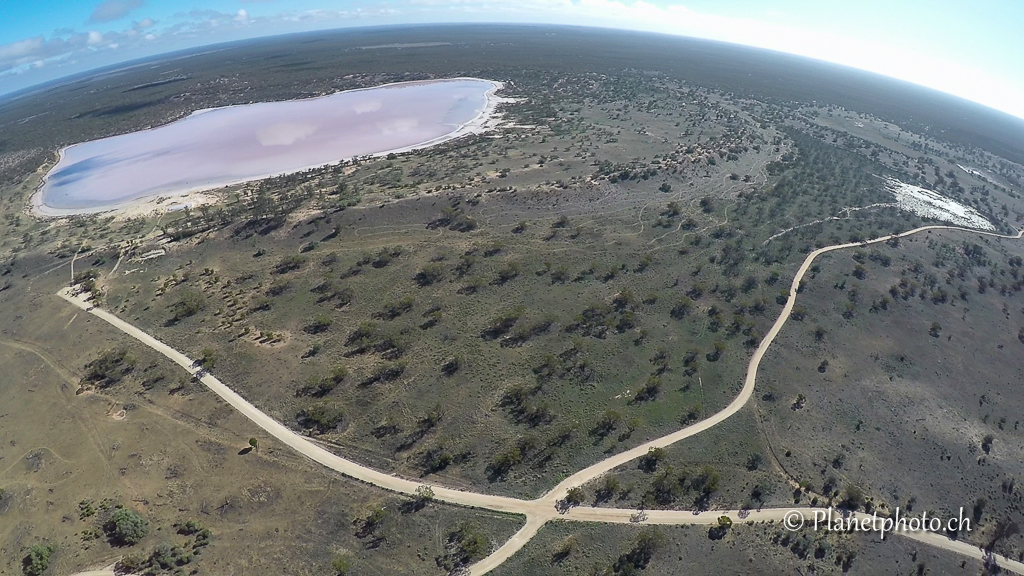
[59,223,1024,575]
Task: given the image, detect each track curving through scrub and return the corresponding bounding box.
[56,223,1023,576]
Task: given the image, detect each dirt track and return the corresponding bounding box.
[58,223,1024,576]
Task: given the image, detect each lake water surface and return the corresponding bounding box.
[38,78,497,213]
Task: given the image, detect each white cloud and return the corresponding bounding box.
[2,0,1020,120]
[89,0,145,23]
[0,37,45,61]
[402,0,1024,119]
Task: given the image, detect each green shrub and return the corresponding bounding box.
[22,544,55,576]
[81,348,136,388]
[105,507,149,546]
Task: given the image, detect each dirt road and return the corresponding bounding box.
[56,223,1024,576]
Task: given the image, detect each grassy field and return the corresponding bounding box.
[755,228,1024,560]
[491,520,982,575]
[0,271,522,575]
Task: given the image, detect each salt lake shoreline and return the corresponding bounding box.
[30,77,507,218]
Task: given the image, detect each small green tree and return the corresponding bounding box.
[198,348,217,369]
[564,486,585,506]
[105,507,149,546]
[639,447,665,472]
[248,438,258,452]
[22,544,55,576]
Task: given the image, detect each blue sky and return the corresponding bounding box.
[2,0,1022,119]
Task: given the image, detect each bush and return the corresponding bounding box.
[105,507,149,546]
[305,315,333,334]
[614,529,665,572]
[638,447,665,472]
[415,263,446,286]
[274,254,307,274]
[169,290,205,322]
[81,348,136,388]
[22,544,55,576]
[297,402,345,433]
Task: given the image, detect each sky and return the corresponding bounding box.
[1,0,1022,119]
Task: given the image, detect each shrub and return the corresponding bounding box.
[22,544,55,576]
[105,507,149,546]
[415,263,446,286]
[495,261,522,284]
[306,316,333,334]
[274,254,307,274]
[168,290,205,322]
[81,348,136,388]
[297,402,345,433]
[638,447,665,472]
[563,487,585,506]
[614,529,665,572]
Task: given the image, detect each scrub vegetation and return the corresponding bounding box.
[1,24,1023,575]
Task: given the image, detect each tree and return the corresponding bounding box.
[81,348,136,388]
[699,196,714,213]
[552,535,579,563]
[248,438,258,452]
[105,507,149,546]
[841,485,865,511]
[596,475,620,503]
[169,290,205,323]
[564,486,586,507]
[22,544,55,576]
[929,322,942,338]
[615,528,665,572]
[495,261,522,284]
[415,263,446,286]
[198,348,217,369]
[670,297,694,319]
[441,355,463,376]
[306,316,333,334]
[633,376,662,403]
[639,447,665,472]
[591,410,622,438]
[706,341,725,362]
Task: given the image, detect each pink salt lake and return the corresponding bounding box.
[38,78,498,213]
